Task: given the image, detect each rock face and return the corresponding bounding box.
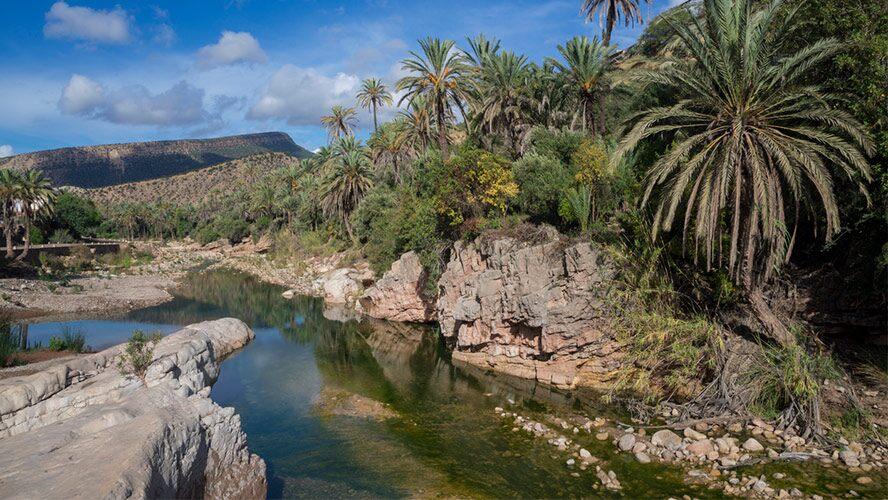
[359,251,436,323]
[315,266,374,304]
[436,228,622,389]
[0,318,266,499]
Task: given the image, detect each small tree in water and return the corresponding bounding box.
[117,330,162,380]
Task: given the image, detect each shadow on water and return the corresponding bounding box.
[19,269,885,498]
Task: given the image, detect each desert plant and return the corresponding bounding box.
[48,327,87,352]
[117,330,162,380]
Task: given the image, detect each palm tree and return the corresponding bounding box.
[0,170,22,258]
[356,78,393,132]
[615,0,873,344]
[321,147,374,241]
[321,105,358,140]
[473,50,531,150]
[398,95,435,154]
[547,36,615,136]
[397,37,470,161]
[368,121,411,184]
[581,0,650,46]
[13,170,55,260]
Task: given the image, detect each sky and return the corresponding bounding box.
[0,0,681,156]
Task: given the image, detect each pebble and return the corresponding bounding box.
[743,438,765,452]
[618,433,636,451]
[855,476,872,485]
[579,448,592,460]
[635,452,651,464]
[595,432,609,441]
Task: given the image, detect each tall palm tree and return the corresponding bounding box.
[0,170,22,258]
[397,37,470,161]
[473,50,531,149]
[321,105,358,140]
[356,78,393,132]
[615,0,873,344]
[368,120,411,184]
[547,36,615,136]
[13,170,55,260]
[581,0,650,46]
[321,147,374,241]
[398,95,435,154]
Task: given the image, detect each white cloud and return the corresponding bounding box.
[59,75,209,126]
[153,24,177,46]
[0,145,13,158]
[248,65,359,126]
[43,2,131,44]
[58,74,105,114]
[196,31,267,69]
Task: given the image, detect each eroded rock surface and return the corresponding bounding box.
[437,228,623,389]
[0,318,266,499]
[359,251,435,323]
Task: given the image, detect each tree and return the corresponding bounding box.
[0,170,22,259]
[398,95,435,154]
[368,121,411,184]
[356,78,393,132]
[397,38,470,161]
[51,191,102,239]
[321,105,358,140]
[547,36,615,136]
[321,144,374,241]
[581,0,650,46]
[13,170,56,260]
[472,50,531,150]
[616,0,874,344]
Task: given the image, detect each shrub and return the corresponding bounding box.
[52,192,102,238]
[49,229,75,244]
[117,330,163,380]
[0,322,22,367]
[434,147,518,228]
[195,225,221,246]
[526,127,584,165]
[48,327,87,352]
[216,217,250,244]
[352,186,397,244]
[512,154,572,224]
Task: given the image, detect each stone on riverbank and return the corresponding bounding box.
[0,318,266,499]
[359,251,436,323]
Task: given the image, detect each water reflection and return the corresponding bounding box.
[18,270,716,498]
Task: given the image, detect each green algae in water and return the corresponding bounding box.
[24,269,888,498]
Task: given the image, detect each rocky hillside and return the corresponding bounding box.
[86,152,297,206]
[0,132,311,188]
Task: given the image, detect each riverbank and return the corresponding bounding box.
[0,318,266,498]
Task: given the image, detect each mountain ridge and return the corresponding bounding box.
[0,132,312,188]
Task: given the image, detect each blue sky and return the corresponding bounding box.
[0,0,679,156]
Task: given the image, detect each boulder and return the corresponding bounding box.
[687,439,715,457]
[618,433,637,451]
[437,228,623,389]
[743,438,765,452]
[651,430,683,450]
[683,427,707,441]
[0,319,266,499]
[359,251,436,323]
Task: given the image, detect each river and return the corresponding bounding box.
[20,269,884,498]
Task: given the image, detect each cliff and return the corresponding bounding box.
[0,318,266,499]
[0,132,311,188]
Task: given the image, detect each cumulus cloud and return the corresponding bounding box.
[43,2,131,44]
[247,65,359,126]
[196,31,267,69]
[0,145,13,158]
[58,74,209,126]
[153,23,177,46]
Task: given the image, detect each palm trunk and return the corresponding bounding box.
[597,91,607,137]
[436,95,449,161]
[3,206,13,259]
[372,104,378,132]
[14,216,29,261]
[602,8,615,46]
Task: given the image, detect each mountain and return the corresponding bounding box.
[0,132,312,188]
[86,152,298,206]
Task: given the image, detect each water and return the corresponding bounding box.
[20,270,885,498]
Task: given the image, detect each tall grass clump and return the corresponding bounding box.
[0,321,22,367]
[117,330,162,380]
[47,326,87,353]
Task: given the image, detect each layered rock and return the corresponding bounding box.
[359,251,436,323]
[436,228,623,389]
[0,318,266,499]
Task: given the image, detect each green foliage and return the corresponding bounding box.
[47,327,87,352]
[0,321,22,367]
[49,228,75,244]
[433,146,518,228]
[526,128,584,165]
[51,192,102,238]
[117,330,163,380]
[512,154,571,224]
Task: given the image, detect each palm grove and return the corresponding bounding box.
[4,0,885,436]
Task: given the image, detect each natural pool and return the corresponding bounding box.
[21,269,886,498]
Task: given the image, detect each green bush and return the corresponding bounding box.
[512,154,572,225]
[195,225,221,246]
[0,322,22,367]
[352,186,397,244]
[117,330,163,380]
[216,217,250,244]
[48,327,87,352]
[49,229,75,244]
[52,192,102,238]
[526,127,583,165]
